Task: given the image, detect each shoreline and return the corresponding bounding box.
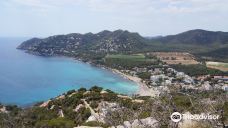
[45,54,160,97]
[34,54,159,97]
[17,50,157,103]
[110,69,159,97]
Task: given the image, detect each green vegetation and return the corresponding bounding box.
[224,102,228,124]
[138,111,151,119]
[90,101,99,109]
[35,117,75,128]
[78,87,87,92]
[106,54,145,60]
[137,72,151,79]
[14,29,228,127]
[0,86,227,127]
[171,64,228,76]
[172,94,193,112]
[82,121,109,127]
[200,47,228,62]
[89,86,103,92]
[104,54,159,69]
[18,29,228,64]
[102,92,118,102]
[73,107,91,125]
[206,61,228,71]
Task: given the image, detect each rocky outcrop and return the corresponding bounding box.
[110,117,160,128]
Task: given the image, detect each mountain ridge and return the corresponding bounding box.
[151,29,228,45]
[18,29,228,61]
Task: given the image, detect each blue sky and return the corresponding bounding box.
[0,0,228,37]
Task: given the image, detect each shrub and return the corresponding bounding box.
[78,87,87,92]
[137,72,151,80]
[90,86,103,92]
[173,95,192,112]
[90,101,99,109]
[102,92,118,102]
[28,107,58,121]
[74,107,91,125]
[119,99,133,108]
[86,92,102,101]
[35,117,75,128]
[66,89,75,95]
[105,89,114,93]
[223,102,228,124]
[139,111,151,119]
[82,121,109,127]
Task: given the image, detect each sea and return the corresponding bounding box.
[0,37,138,106]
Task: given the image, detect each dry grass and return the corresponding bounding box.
[150,52,199,65]
[206,61,228,71]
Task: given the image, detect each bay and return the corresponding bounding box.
[0,38,138,106]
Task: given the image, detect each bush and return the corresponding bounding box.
[90,86,103,92]
[173,95,192,112]
[35,117,75,128]
[90,101,99,109]
[5,105,18,111]
[86,92,102,101]
[28,107,58,121]
[105,89,114,93]
[66,89,75,95]
[119,99,133,108]
[74,107,91,125]
[78,87,87,92]
[102,93,118,102]
[139,111,151,119]
[82,121,109,127]
[171,64,228,76]
[5,105,21,115]
[71,92,84,99]
[223,102,228,123]
[137,72,151,80]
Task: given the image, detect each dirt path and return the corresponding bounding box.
[82,99,103,122]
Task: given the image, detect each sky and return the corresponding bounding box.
[0,0,228,37]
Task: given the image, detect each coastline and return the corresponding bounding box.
[75,57,160,97]
[53,55,160,97]
[110,69,159,97]
[18,49,158,98]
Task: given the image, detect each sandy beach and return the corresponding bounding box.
[111,69,159,97]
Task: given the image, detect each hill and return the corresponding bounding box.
[18,30,148,56]
[148,29,228,61]
[0,86,227,127]
[18,29,228,62]
[152,29,228,45]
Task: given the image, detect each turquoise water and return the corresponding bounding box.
[0,38,138,106]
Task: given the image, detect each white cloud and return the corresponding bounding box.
[78,0,228,14]
[2,0,228,14]
[6,0,54,9]
[1,0,228,36]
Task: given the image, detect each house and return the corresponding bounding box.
[129,71,137,76]
[150,74,166,82]
[153,68,162,74]
[222,85,228,91]
[136,68,147,73]
[176,72,185,78]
